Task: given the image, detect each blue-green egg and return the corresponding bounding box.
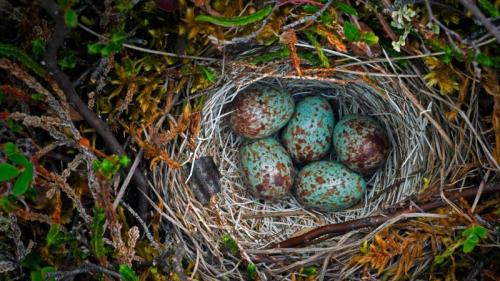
[282,96,334,163]
[333,115,390,174]
[229,85,294,139]
[239,138,295,201]
[295,161,366,212]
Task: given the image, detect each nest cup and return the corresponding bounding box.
[155,62,496,280]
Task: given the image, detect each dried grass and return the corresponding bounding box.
[151,58,497,280]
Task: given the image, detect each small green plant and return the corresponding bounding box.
[462,225,487,253]
[119,264,139,281]
[58,52,77,70]
[30,266,55,281]
[92,154,131,179]
[343,21,379,45]
[46,224,74,249]
[247,263,257,280]
[90,208,107,258]
[222,234,239,255]
[195,5,272,27]
[302,265,318,276]
[87,31,128,57]
[0,142,34,197]
[0,42,46,77]
[198,65,217,83]
[31,38,45,59]
[434,225,488,265]
[58,0,79,28]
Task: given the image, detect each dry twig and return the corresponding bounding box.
[39,0,150,220]
[273,182,500,248]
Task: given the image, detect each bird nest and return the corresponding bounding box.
[152,59,497,280]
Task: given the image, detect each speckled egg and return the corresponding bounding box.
[295,161,366,212]
[229,85,294,139]
[333,115,390,174]
[282,96,334,163]
[239,138,295,201]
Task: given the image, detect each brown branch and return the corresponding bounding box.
[272,182,500,248]
[39,0,150,220]
[458,0,500,44]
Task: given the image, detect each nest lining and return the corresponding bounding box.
[152,61,496,280]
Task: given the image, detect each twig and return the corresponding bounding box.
[113,149,143,210]
[458,0,500,44]
[39,0,150,220]
[78,23,219,61]
[46,262,121,280]
[272,182,500,248]
[121,201,159,250]
[283,0,334,30]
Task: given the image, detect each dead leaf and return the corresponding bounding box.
[280,29,302,75]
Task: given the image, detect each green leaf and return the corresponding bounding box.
[475,52,493,68]
[463,225,488,239]
[31,270,43,281]
[336,2,358,15]
[478,0,500,17]
[360,31,379,45]
[303,5,320,13]
[64,9,78,28]
[0,92,5,105]
[31,93,45,101]
[247,263,257,280]
[473,225,487,239]
[0,42,46,77]
[196,5,272,27]
[198,65,217,83]
[0,163,20,182]
[119,265,139,281]
[463,227,474,237]
[12,163,33,196]
[3,142,17,156]
[91,208,106,258]
[118,155,131,167]
[222,234,239,255]
[58,53,76,70]
[111,31,128,44]
[343,21,360,42]
[303,266,318,276]
[462,239,477,253]
[87,42,105,55]
[46,224,72,248]
[251,47,290,64]
[31,39,45,59]
[41,267,56,281]
[31,266,55,281]
[7,152,30,167]
[100,43,118,56]
[305,30,330,68]
[0,197,14,212]
[433,254,446,265]
[320,12,333,25]
[6,119,23,133]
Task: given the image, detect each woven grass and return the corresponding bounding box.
[151,58,497,280]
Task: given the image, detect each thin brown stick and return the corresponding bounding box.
[39,0,150,219]
[272,182,500,248]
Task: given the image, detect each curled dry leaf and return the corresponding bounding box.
[280,29,302,75]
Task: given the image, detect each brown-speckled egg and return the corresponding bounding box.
[229,85,294,139]
[333,115,390,174]
[239,138,295,201]
[295,161,366,212]
[281,96,334,163]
